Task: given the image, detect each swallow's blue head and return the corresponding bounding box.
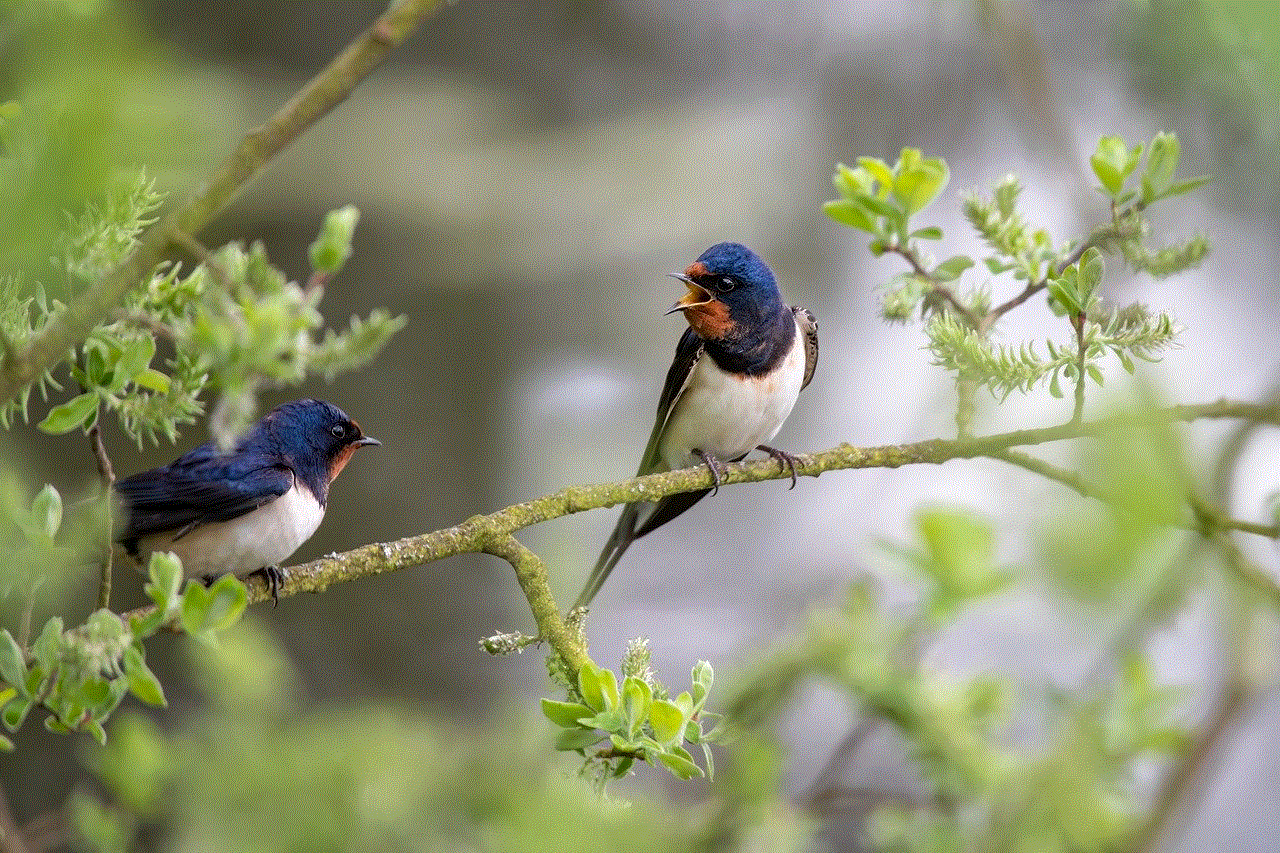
[667,242,787,344]
[257,398,380,485]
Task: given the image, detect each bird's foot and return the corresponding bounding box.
[253,564,285,608]
[693,449,726,495]
[757,444,801,489]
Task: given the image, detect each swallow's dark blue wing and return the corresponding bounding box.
[575,327,711,610]
[115,442,293,546]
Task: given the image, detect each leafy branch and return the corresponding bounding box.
[106,397,1280,645]
[0,0,444,408]
[825,135,1207,424]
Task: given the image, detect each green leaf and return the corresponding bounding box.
[933,255,974,283]
[1087,364,1105,386]
[1049,369,1063,399]
[554,727,604,751]
[0,631,27,695]
[540,698,593,729]
[648,699,686,746]
[893,157,949,216]
[657,747,704,780]
[202,575,248,632]
[309,205,360,275]
[1077,247,1104,301]
[38,392,99,434]
[131,367,171,393]
[1090,135,1136,195]
[1047,279,1082,316]
[1143,132,1180,201]
[144,552,184,615]
[123,645,166,707]
[85,346,107,386]
[691,661,713,712]
[621,676,652,739]
[856,156,895,191]
[913,508,1010,606]
[858,191,903,221]
[2,697,31,731]
[911,226,944,241]
[0,733,12,751]
[1161,175,1210,199]
[823,198,876,233]
[577,663,618,712]
[832,162,872,197]
[114,336,157,386]
[577,710,622,732]
[31,484,62,538]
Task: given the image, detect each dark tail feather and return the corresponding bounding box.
[634,488,711,538]
[574,502,643,610]
[572,488,713,610]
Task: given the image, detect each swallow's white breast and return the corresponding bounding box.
[658,317,806,471]
[134,480,325,578]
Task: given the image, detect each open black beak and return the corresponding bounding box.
[664,272,715,315]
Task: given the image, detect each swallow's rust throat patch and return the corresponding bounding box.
[682,298,735,341]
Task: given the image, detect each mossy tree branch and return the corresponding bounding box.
[0,0,444,405]
[119,397,1280,676]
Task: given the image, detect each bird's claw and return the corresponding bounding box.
[255,564,285,608]
[693,449,725,495]
[757,444,801,489]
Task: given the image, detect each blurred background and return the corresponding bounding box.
[2,1,1278,850]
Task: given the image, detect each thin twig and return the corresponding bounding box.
[88,402,116,611]
[990,448,1099,499]
[984,223,1118,327]
[109,309,177,341]
[481,532,589,673]
[799,716,883,811]
[167,229,233,290]
[887,244,984,330]
[1128,681,1248,853]
[1071,312,1087,424]
[303,270,333,297]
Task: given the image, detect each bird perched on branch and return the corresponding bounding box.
[115,398,380,605]
[574,242,818,610]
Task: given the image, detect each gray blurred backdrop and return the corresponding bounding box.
[6,1,1279,849]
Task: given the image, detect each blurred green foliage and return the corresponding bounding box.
[0,1,223,280]
[1117,0,1280,215]
[80,619,705,853]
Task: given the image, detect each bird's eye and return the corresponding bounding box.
[714,276,736,293]
[330,423,347,438]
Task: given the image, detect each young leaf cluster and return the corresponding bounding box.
[825,137,1206,410]
[542,644,726,786]
[0,552,246,751]
[926,249,1182,401]
[21,183,405,447]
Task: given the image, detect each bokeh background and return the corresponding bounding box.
[3,1,1278,850]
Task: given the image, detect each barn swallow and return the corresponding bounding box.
[574,242,818,610]
[115,398,379,605]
